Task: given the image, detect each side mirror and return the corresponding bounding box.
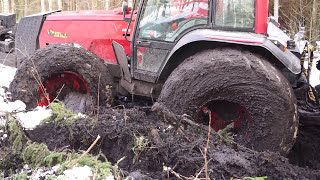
[122,2,129,15]
[122,2,130,23]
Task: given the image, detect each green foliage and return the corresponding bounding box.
[21,142,112,179]
[21,142,51,168]
[6,114,24,150]
[43,152,67,167]
[217,123,234,144]
[42,101,79,140]
[43,101,77,126]
[131,134,149,163]
[57,152,113,179]
[13,173,28,180]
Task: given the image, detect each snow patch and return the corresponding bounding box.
[310,51,320,87]
[0,64,16,88]
[15,106,52,130]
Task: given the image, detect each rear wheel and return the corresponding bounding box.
[158,48,298,154]
[10,43,114,113]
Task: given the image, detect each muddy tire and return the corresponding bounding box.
[9,43,114,112]
[158,48,298,154]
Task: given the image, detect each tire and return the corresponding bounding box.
[158,48,298,155]
[9,43,114,112]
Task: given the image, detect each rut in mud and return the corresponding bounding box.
[19,101,320,180]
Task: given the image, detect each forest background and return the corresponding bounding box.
[0,0,319,44]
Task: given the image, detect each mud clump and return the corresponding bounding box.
[23,102,320,180]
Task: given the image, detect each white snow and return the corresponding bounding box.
[0,64,51,130]
[309,51,320,87]
[15,106,52,130]
[57,166,93,180]
[0,64,16,87]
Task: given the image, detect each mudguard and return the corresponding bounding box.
[15,11,60,67]
[159,29,301,80]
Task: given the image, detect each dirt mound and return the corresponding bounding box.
[24,103,320,179]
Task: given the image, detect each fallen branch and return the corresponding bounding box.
[69,135,101,169]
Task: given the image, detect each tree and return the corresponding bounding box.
[58,0,62,10]
[274,0,279,22]
[41,0,45,12]
[3,0,9,13]
[48,0,52,11]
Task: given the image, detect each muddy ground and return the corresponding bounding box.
[1,99,317,180]
[1,46,320,179]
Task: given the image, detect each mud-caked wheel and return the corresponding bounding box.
[158,48,299,155]
[10,43,114,113]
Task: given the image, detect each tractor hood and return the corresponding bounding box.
[39,9,136,65]
[46,9,136,21]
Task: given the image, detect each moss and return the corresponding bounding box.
[43,152,68,167]
[131,134,150,163]
[42,101,77,126]
[20,142,112,179]
[6,114,24,150]
[42,101,78,140]
[21,142,51,168]
[58,152,113,179]
[12,173,27,180]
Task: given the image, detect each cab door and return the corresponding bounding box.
[132,0,210,82]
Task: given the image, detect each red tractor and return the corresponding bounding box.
[9,0,320,155]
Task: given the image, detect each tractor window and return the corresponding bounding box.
[215,0,255,29]
[138,0,209,42]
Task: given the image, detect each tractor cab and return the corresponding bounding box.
[114,0,300,88]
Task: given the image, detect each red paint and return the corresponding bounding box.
[38,71,88,106]
[39,10,136,65]
[255,0,269,34]
[206,36,264,44]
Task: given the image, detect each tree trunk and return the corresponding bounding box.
[24,0,28,16]
[3,0,9,13]
[105,0,109,10]
[48,0,53,11]
[310,0,318,42]
[0,0,3,13]
[10,0,15,13]
[274,0,279,22]
[41,0,46,12]
[58,0,62,10]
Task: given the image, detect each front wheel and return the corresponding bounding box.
[10,43,115,113]
[158,48,299,155]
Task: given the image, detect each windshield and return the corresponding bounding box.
[138,0,209,42]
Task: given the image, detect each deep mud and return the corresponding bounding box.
[22,102,320,180]
[288,124,320,170]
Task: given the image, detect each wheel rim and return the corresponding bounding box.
[201,100,252,139]
[38,71,89,106]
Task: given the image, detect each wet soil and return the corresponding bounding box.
[24,102,320,180]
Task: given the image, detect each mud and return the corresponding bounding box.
[9,43,114,111]
[22,102,320,180]
[288,124,320,170]
[158,48,298,155]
